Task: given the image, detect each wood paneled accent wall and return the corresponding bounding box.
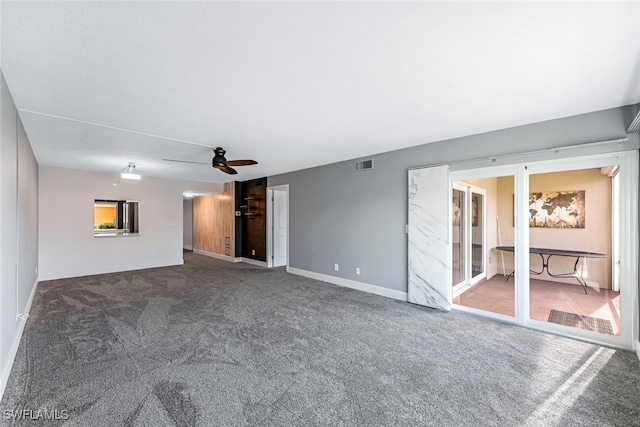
[193,182,235,256]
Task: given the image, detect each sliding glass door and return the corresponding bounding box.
[449,151,637,348]
[524,156,635,347]
[451,173,516,318]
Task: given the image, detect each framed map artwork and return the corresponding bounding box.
[528,191,585,228]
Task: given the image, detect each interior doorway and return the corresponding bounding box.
[266,185,289,268]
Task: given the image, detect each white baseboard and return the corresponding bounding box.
[18,275,39,320]
[39,258,184,281]
[0,277,38,402]
[287,267,408,301]
[193,249,241,263]
[636,340,640,362]
[193,250,268,267]
[241,258,267,267]
[183,245,193,250]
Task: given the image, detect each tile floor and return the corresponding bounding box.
[453,274,621,336]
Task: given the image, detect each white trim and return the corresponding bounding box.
[266,188,273,268]
[266,184,290,191]
[454,302,630,351]
[266,184,289,269]
[636,340,640,362]
[453,302,517,325]
[525,318,628,350]
[288,267,408,302]
[39,258,185,281]
[451,181,488,291]
[0,277,38,402]
[18,109,217,149]
[444,137,629,172]
[241,257,268,267]
[17,275,38,320]
[193,249,241,263]
[183,245,193,250]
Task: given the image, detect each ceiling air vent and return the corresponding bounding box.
[355,159,374,172]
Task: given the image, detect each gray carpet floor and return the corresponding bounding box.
[1,252,639,426]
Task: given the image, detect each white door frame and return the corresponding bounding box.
[523,152,637,349]
[450,151,638,350]
[451,181,488,297]
[266,184,289,269]
[451,165,520,325]
[451,182,468,290]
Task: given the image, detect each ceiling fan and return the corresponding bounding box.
[163,147,257,175]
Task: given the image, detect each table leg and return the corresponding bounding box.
[545,255,588,294]
[505,253,545,281]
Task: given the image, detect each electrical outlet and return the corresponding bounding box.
[355,267,360,275]
[252,249,256,256]
[334,263,339,272]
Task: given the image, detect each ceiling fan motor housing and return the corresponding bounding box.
[212,147,227,167]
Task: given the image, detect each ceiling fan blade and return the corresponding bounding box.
[163,158,210,165]
[216,165,238,175]
[226,159,258,167]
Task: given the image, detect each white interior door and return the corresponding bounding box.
[273,189,287,267]
[408,165,452,310]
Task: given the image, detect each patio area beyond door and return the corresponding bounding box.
[449,151,637,349]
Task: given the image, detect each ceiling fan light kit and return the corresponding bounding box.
[120,162,141,180]
[164,147,257,175]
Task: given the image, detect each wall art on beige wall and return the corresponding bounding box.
[529,190,585,228]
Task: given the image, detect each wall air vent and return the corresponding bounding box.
[355,159,374,172]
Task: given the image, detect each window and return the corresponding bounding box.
[94,199,139,237]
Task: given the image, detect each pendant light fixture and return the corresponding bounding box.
[120,162,141,180]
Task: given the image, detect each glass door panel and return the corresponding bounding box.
[452,176,514,318]
[528,167,620,337]
[471,192,484,279]
[452,186,466,287]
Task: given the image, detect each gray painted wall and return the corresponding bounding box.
[0,70,18,394]
[16,116,38,311]
[269,105,640,297]
[183,198,193,248]
[0,70,39,396]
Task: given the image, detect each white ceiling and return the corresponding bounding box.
[2,2,639,184]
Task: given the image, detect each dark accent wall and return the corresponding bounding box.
[240,178,267,261]
[234,181,243,258]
